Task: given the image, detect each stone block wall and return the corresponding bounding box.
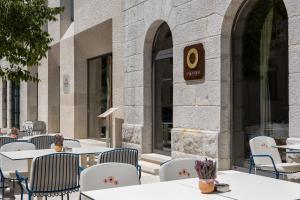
[122,0,230,168]
[122,0,300,170]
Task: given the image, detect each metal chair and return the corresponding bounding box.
[98,148,141,179]
[28,135,54,149]
[249,136,300,179]
[16,153,80,200]
[80,163,140,200]
[159,158,198,181]
[0,168,11,199]
[0,137,16,149]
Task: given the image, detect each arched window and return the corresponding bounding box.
[232,0,288,166]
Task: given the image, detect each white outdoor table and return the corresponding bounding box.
[0,146,111,200]
[175,170,300,200]
[0,146,112,160]
[81,180,227,200]
[0,146,112,171]
[273,145,300,151]
[82,170,300,200]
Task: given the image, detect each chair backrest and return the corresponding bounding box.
[0,142,35,172]
[159,158,198,182]
[50,139,81,149]
[29,135,54,149]
[98,148,138,168]
[80,163,140,192]
[0,137,16,148]
[30,153,80,195]
[249,136,282,166]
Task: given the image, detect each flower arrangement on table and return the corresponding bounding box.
[195,158,217,194]
[54,133,64,152]
[10,127,19,139]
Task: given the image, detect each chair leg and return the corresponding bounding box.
[249,157,254,174]
[67,193,70,200]
[248,162,252,174]
[275,172,280,179]
[61,194,64,200]
[1,181,4,199]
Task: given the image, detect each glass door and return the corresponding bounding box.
[87,54,112,139]
[153,57,173,155]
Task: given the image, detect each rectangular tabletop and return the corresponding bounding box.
[175,171,300,200]
[82,171,300,200]
[0,146,112,160]
[273,144,300,151]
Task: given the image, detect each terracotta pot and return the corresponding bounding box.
[198,180,215,194]
[54,145,63,152]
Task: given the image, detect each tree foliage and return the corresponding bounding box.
[0,0,63,83]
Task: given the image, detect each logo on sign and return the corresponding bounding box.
[184,43,205,80]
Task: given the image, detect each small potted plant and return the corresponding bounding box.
[195,158,217,194]
[54,134,64,152]
[10,127,19,139]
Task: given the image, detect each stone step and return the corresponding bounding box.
[141,153,171,165]
[139,160,160,175]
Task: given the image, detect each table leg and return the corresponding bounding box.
[27,159,32,174]
[81,155,87,168]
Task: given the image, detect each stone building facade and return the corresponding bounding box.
[1,0,300,170]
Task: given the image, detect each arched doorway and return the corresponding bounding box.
[152,22,173,155]
[232,0,288,167]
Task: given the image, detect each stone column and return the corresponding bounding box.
[60,34,75,139]
[0,80,7,128]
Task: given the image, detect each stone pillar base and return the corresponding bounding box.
[171,128,219,159]
[122,123,142,154]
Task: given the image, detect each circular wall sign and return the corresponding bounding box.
[186,48,198,69]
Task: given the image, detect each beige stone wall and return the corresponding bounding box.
[73,20,112,139]
[38,57,49,129]
[59,0,124,142]
[19,67,38,128]
[122,0,300,170]
[122,0,226,167]
[60,33,75,138]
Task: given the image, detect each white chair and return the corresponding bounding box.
[50,139,81,149]
[159,158,198,181]
[0,142,35,173]
[249,136,300,179]
[80,163,140,199]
